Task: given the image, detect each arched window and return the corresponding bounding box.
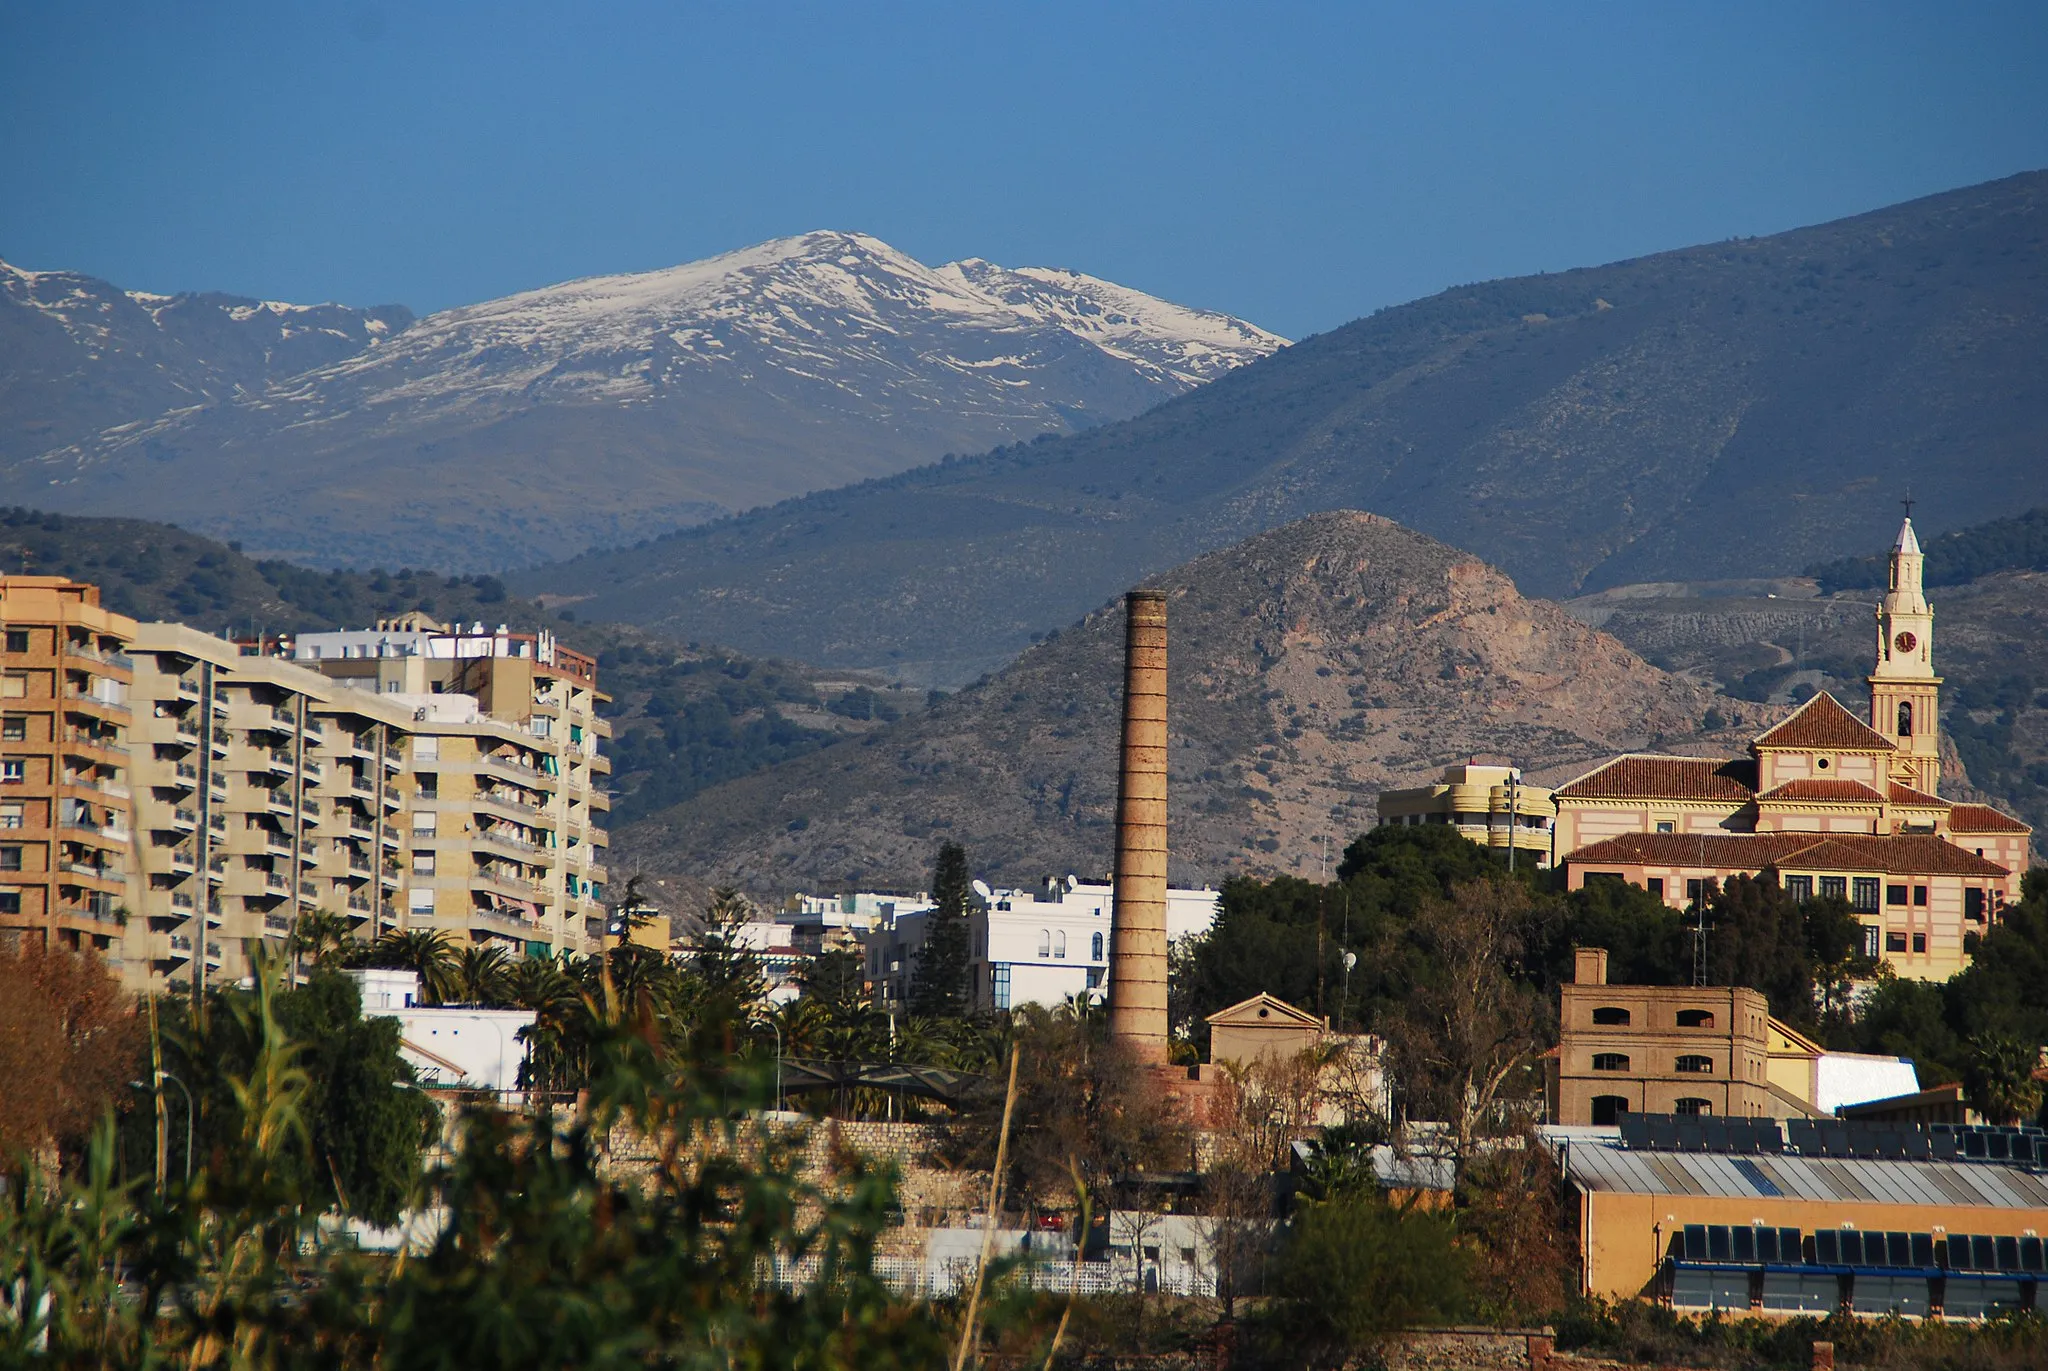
[1037,929,1051,957]
[1592,1007,1631,1026]
[1674,1098,1713,1116]
[1590,1095,1630,1126]
[1898,701,1914,737]
[1675,1009,1715,1029]
[1054,930,1067,959]
[1675,1055,1715,1074]
[1091,931,1104,961]
[1591,1053,1630,1072]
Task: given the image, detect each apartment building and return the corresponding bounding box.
[125,624,419,991]
[5,587,614,990]
[0,576,138,960]
[290,616,610,953]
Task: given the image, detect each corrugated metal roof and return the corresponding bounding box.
[1544,1133,2048,1212]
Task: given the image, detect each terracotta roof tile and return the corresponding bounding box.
[1948,804,2032,835]
[1751,692,1896,753]
[1758,779,1887,804]
[1555,755,1756,803]
[1887,782,1948,808]
[1564,831,2009,878]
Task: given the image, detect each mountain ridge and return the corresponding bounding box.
[4,233,1283,568]
[523,171,2048,685]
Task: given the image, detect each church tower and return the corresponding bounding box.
[1869,515,1941,792]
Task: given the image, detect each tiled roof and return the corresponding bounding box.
[1887,782,1948,808]
[1564,831,2009,878]
[1949,803,2032,835]
[1751,692,1896,753]
[1555,755,1756,803]
[1758,779,1886,805]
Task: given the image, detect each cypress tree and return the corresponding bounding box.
[909,841,974,1018]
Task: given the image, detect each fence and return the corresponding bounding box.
[768,1252,1218,1300]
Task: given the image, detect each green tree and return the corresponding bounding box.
[1273,1195,1468,1359]
[369,929,460,1005]
[909,841,974,1019]
[1965,1033,2044,1125]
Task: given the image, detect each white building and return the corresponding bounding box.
[779,889,933,953]
[865,876,1220,1014]
[345,967,534,1092]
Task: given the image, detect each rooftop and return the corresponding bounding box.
[1751,691,1897,754]
[1565,831,2010,878]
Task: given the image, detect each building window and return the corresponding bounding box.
[1592,1007,1631,1026]
[1674,1098,1713,1116]
[409,889,434,914]
[1885,931,1908,953]
[1,675,23,698]
[1,716,22,742]
[1053,930,1067,959]
[1820,876,1847,902]
[0,892,19,915]
[1851,878,1880,912]
[1862,925,1881,960]
[412,813,437,836]
[1091,931,1104,961]
[1655,820,1675,835]
[1086,966,1103,989]
[1037,929,1050,958]
[1685,878,1708,906]
[1785,875,1813,902]
[0,804,20,829]
[1897,701,1913,737]
[0,760,22,784]
[1675,1055,1714,1074]
[414,738,439,761]
[416,773,438,800]
[991,963,1011,1010]
[1591,1053,1630,1072]
[0,846,19,871]
[1887,884,1908,906]
[1647,877,1664,898]
[4,630,28,653]
[412,852,435,875]
[1676,1009,1715,1029]
[1912,933,1927,953]
[1965,889,1986,922]
[1591,1095,1629,1126]
[1913,885,1928,907]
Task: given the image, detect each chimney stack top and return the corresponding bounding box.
[1574,947,1609,986]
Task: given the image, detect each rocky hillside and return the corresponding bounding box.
[527,171,2048,684]
[7,233,1281,569]
[613,512,1757,893]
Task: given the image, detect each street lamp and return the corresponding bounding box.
[767,1019,784,1114]
[1339,951,1357,1034]
[133,1070,194,1183]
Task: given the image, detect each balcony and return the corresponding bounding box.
[264,748,295,776]
[63,639,134,673]
[168,844,196,873]
[478,751,545,784]
[351,776,373,795]
[174,716,200,741]
[269,704,299,730]
[471,864,545,901]
[175,675,200,699]
[476,827,555,864]
[61,862,127,885]
[474,787,543,820]
[301,759,323,783]
[61,729,126,762]
[61,773,131,802]
[263,789,294,816]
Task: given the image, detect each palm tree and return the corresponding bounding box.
[370,929,459,1005]
[451,945,513,1006]
[286,907,356,974]
[1966,1033,2044,1125]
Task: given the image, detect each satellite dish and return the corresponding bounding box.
[971,880,993,900]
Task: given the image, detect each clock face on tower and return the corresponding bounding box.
[1894,631,1917,653]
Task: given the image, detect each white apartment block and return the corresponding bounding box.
[863,876,1220,1014]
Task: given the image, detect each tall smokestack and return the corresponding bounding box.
[1109,589,1170,1061]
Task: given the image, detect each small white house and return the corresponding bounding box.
[865,876,1220,1013]
[344,968,535,1092]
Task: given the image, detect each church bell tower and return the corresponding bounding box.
[1869,513,1941,793]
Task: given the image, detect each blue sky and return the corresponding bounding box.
[5,2,2046,340]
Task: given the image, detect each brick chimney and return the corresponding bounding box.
[1109,589,1170,1061]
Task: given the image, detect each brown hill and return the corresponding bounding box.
[613,512,1760,892]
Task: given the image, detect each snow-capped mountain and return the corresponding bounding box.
[0,258,411,464]
[5,233,1283,569]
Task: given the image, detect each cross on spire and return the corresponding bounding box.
[1901,489,1916,520]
